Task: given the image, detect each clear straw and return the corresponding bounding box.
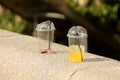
[75,26,83,61]
[48,21,51,49]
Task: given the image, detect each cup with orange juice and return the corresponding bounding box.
[67,26,87,62]
[69,45,85,62]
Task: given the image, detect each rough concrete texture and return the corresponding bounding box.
[0,29,120,80]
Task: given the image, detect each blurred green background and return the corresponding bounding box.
[0,5,33,35]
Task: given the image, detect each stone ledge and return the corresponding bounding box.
[0,29,21,37]
[0,29,120,80]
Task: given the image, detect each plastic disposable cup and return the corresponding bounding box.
[67,26,87,62]
[36,20,55,54]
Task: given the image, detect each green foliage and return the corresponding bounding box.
[67,0,119,22]
[0,5,33,35]
[114,34,120,43]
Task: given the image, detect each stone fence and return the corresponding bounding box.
[0,29,120,80]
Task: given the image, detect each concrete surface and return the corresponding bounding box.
[0,29,120,80]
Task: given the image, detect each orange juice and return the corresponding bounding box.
[69,45,85,62]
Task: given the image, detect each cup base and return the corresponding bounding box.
[39,49,52,54]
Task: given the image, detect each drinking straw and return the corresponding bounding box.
[73,19,83,61]
[75,26,83,61]
[48,21,51,50]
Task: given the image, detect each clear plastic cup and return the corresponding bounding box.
[67,26,87,62]
[35,20,55,54]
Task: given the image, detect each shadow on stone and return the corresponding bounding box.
[84,58,112,62]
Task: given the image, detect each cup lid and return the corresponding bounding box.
[36,20,55,31]
[67,26,87,38]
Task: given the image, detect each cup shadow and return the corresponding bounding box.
[84,57,112,62]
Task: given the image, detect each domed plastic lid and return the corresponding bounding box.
[36,20,55,31]
[67,26,87,38]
